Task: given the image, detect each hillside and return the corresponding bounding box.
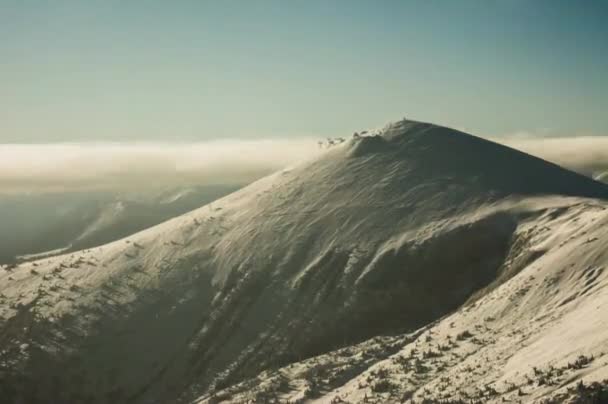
[1,119,608,403]
[196,198,608,403]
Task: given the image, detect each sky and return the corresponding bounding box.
[1,0,607,143]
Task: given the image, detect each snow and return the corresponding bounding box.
[194,197,608,403]
[2,119,608,403]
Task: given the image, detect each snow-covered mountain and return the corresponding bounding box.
[2,119,608,403]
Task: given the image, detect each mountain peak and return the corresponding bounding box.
[342,119,608,199]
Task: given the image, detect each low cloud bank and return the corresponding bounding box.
[492,135,608,179]
[0,139,319,194]
[1,134,608,194]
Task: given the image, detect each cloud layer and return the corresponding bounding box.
[1,134,608,194]
[492,135,608,179]
[0,139,320,194]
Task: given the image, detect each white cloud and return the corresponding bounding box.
[2,132,608,194]
[0,139,320,193]
[490,135,608,178]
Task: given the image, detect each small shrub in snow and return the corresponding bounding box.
[456,330,473,341]
[370,379,394,393]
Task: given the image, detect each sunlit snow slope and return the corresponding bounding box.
[2,119,608,403]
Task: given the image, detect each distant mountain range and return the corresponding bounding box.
[0,185,241,265]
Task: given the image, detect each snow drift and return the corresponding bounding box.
[1,119,608,403]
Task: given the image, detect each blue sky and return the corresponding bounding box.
[1,0,607,143]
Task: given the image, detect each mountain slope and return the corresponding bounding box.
[196,198,608,403]
[1,119,608,403]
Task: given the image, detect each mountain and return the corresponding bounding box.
[1,119,608,403]
[0,185,241,265]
